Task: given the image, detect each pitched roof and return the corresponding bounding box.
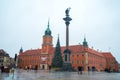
[19,45,108,58]
[0,49,9,57]
[86,48,104,57]
[20,49,41,56]
[101,52,114,58]
[61,45,85,53]
[0,49,6,54]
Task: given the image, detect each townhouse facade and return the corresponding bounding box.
[0,49,10,67]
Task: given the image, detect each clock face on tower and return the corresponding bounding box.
[43,36,52,44]
[42,34,53,53]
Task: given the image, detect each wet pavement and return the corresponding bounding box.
[0,69,120,80]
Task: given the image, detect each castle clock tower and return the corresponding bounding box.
[40,21,53,70]
[42,21,53,53]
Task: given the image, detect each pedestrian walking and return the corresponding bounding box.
[78,66,82,74]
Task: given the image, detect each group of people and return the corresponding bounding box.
[0,64,4,73]
[0,64,10,73]
[77,66,83,74]
[0,64,14,73]
[77,66,91,74]
[24,65,38,71]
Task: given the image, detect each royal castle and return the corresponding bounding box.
[18,21,119,71]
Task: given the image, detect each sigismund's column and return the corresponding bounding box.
[62,8,73,71]
[63,8,72,63]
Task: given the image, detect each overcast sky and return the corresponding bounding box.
[0,0,120,63]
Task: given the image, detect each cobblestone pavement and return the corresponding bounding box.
[0,69,120,80]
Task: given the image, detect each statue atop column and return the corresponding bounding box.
[65,7,71,16]
[63,8,72,26]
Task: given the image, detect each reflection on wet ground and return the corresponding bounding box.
[0,69,120,80]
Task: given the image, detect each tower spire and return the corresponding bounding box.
[45,19,51,36]
[19,46,23,53]
[83,35,88,47]
[48,18,50,28]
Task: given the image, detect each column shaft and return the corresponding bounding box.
[66,25,69,49]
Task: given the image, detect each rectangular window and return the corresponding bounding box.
[82,60,84,64]
[77,54,79,57]
[72,54,74,57]
[65,55,67,61]
[77,60,79,64]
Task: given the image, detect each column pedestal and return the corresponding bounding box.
[62,49,74,71]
